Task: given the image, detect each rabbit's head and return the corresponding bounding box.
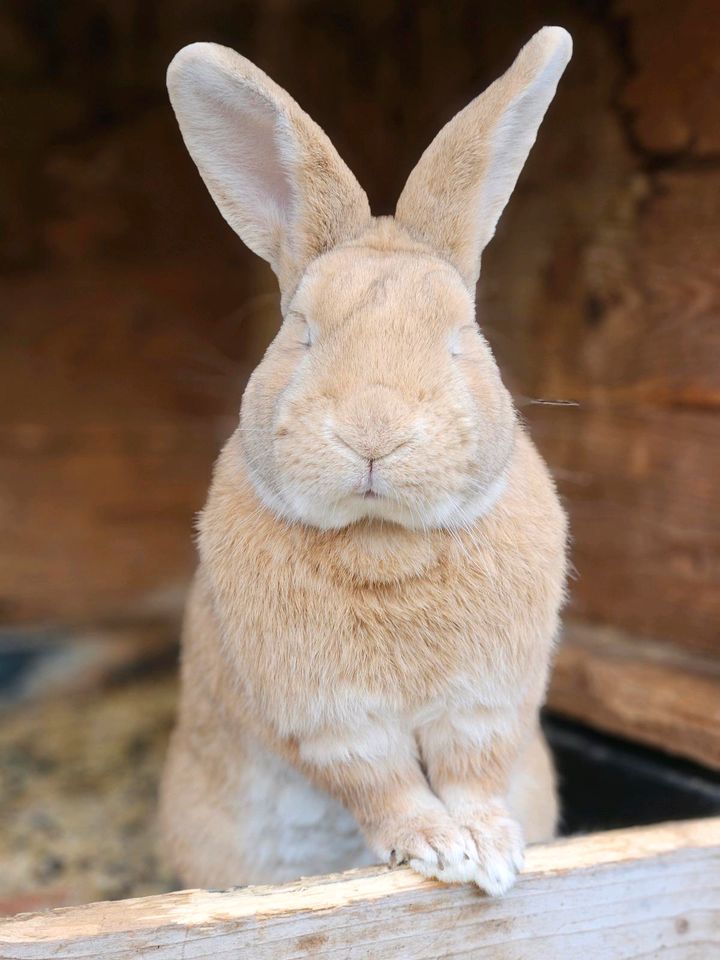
[168,28,571,530]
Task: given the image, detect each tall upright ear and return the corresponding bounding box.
[395,27,572,287]
[167,43,372,297]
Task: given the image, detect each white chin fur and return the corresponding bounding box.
[248,465,509,531]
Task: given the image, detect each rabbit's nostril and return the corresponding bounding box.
[377,438,411,460]
[333,431,411,462]
[333,432,363,459]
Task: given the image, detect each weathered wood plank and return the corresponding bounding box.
[0,253,275,625]
[617,0,720,156]
[528,168,720,407]
[2,819,719,959]
[528,404,720,657]
[549,621,720,769]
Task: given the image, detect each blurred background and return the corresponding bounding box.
[1,0,719,912]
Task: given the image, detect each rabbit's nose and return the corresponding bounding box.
[334,430,410,462]
[334,385,414,461]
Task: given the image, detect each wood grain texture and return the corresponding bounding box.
[549,621,720,769]
[0,254,276,623]
[525,169,720,408]
[2,819,719,959]
[528,404,720,658]
[617,0,720,156]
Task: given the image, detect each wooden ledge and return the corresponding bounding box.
[549,620,720,769]
[2,818,719,958]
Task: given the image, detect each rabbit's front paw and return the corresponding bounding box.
[367,810,477,883]
[451,799,525,896]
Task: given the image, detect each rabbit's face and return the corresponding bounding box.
[169,31,571,528]
[239,233,515,530]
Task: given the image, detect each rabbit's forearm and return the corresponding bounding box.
[266,721,472,863]
[417,695,538,806]
[270,722,438,829]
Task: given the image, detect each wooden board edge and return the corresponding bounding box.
[548,620,720,769]
[2,817,719,945]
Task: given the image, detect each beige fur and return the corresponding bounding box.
[160,27,572,896]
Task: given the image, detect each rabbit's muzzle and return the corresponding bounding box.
[332,384,416,466]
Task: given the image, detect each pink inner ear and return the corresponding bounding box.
[227,90,291,215]
[169,44,371,283]
[195,78,293,253]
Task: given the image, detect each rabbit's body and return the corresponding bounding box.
[161,399,565,886]
[160,28,572,894]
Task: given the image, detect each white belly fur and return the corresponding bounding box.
[239,739,376,882]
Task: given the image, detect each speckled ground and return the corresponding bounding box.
[0,671,179,915]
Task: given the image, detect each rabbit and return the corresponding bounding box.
[159,26,571,897]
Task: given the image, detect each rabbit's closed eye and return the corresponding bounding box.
[296,322,313,348]
[286,312,313,348]
[449,324,480,358]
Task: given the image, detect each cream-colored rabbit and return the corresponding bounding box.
[159,27,571,896]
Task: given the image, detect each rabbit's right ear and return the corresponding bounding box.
[167,43,371,298]
[395,27,572,288]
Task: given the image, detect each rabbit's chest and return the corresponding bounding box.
[231,545,545,735]
[203,449,565,736]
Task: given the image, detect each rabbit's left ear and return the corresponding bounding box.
[167,43,372,298]
[395,27,572,288]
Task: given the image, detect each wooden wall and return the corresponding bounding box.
[1,2,718,760]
